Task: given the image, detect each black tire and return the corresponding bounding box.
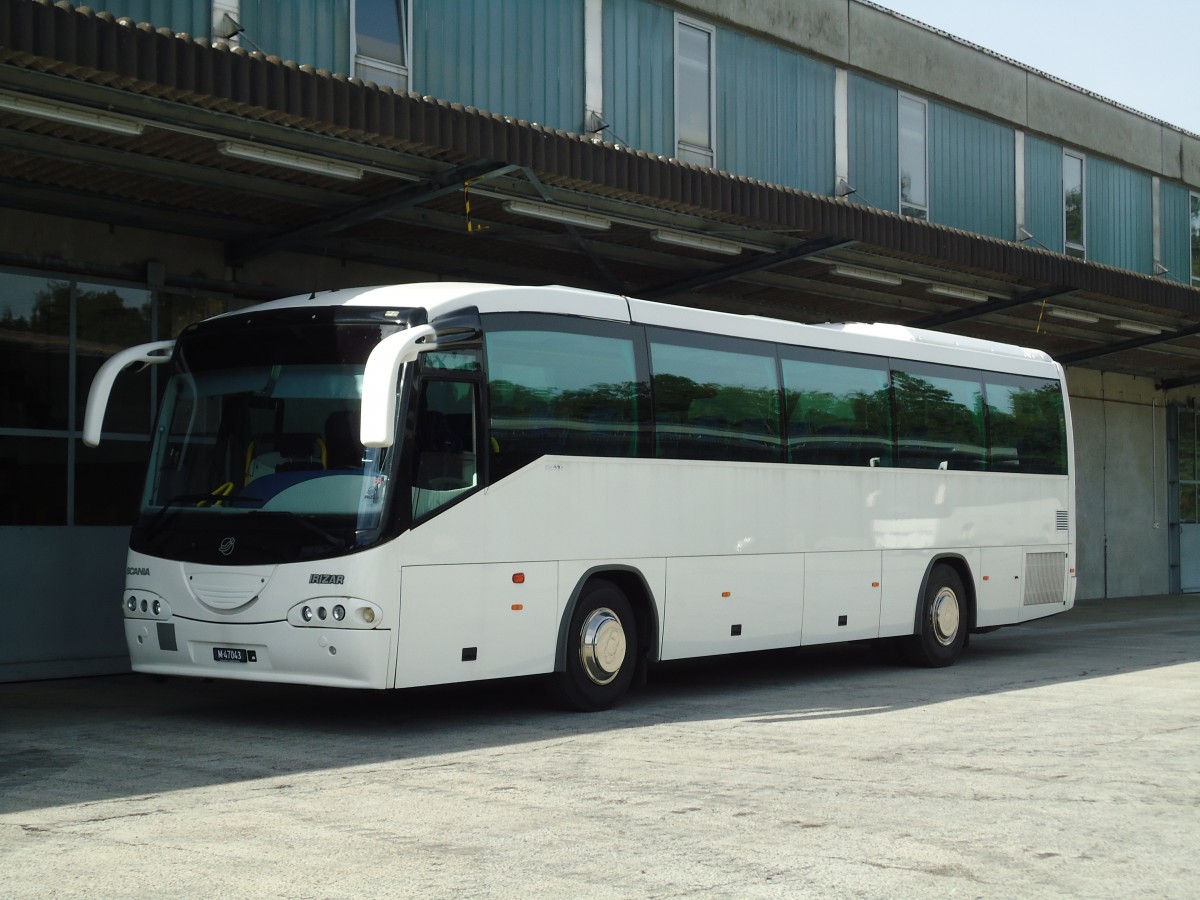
[549,578,638,712]
[902,564,967,668]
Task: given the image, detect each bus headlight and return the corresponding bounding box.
[123,591,170,620]
[288,599,382,629]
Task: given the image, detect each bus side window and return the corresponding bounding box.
[412,380,479,519]
[780,351,892,467]
[649,335,780,463]
[892,364,986,471]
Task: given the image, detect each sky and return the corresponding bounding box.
[871,1,1200,135]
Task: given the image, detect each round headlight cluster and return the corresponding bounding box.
[293,602,378,628]
[123,593,167,619]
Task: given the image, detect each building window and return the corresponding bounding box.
[1063,150,1086,258]
[898,94,928,220]
[1190,192,1200,286]
[0,268,243,526]
[675,16,715,168]
[354,0,411,91]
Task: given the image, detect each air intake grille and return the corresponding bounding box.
[1056,510,1069,531]
[1023,552,1066,606]
[184,568,271,611]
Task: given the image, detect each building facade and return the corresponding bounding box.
[2,0,1199,681]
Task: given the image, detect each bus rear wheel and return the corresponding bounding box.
[550,579,638,712]
[903,564,967,668]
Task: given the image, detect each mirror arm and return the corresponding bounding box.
[83,340,175,447]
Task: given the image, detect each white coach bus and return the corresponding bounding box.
[85,282,1075,710]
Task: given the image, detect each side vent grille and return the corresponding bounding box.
[1056,510,1069,531]
[1023,552,1066,606]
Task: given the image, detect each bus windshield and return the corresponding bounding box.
[133,314,407,563]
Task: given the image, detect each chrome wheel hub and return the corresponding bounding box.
[579,607,627,685]
[931,587,961,646]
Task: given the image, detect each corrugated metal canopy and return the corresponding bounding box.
[3,0,1200,387]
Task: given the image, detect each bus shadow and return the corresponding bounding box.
[2,595,1197,814]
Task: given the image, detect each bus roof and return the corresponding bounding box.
[230,282,1059,376]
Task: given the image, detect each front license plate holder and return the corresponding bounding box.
[212,647,257,663]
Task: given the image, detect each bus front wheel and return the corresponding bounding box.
[903,564,967,667]
[550,579,638,712]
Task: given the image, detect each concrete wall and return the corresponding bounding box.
[674,0,1200,188]
[0,527,131,682]
[1067,369,1172,600]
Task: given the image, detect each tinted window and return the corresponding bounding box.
[782,350,892,467]
[486,323,642,479]
[650,333,780,463]
[412,379,479,519]
[892,363,985,470]
[985,375,1067,474]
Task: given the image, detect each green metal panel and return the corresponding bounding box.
[1159,180,1191,286]
[1023,135,1063,254]
[239,0,350,73]
[603,0,673,159]
[414,0,584,133]
[1086,156,1152,273]
[86,1,209,36]
[847,73,897,212]
[929,103,1014,239]
[716,28,834,192]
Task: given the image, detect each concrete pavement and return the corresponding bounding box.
[1,594,1198,898]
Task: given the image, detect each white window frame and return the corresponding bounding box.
[1063,150,1086,259]
[352,0,413,92]
[898,92,929,220]
[1190,191,1200,286]
[674,14,716,168]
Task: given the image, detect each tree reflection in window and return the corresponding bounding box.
[486,328,642,480]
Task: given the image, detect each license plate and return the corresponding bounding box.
[212,647,256,663]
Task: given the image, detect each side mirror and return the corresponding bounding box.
[83,340,175,447]
[360,324,438,448]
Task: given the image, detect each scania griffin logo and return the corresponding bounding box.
[218,537,236,556]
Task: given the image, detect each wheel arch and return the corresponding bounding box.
[912,553,977,637]
[554,565,660,673]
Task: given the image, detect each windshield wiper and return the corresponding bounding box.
[141,492,265,538]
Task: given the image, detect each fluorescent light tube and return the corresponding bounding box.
[218,142,364,180]
[830,265,902,286]
[1115,320,1163,335]
[0,92,144,136]
[502,200,611,230]
[1047,307,1100,324]
[651,230,743,255]
[927,284,990,303]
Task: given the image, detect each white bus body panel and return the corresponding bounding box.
[121,544,401,689]
[381,455,1073,682]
